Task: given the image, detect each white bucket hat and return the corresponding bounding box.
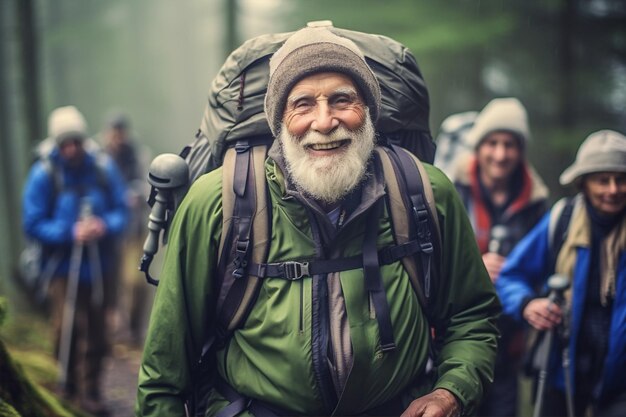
[559,129,626,185]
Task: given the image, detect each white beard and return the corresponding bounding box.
[279,112,376,205]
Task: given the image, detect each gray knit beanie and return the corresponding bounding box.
[559,129,626,185]
[465,97,530,149]
[48,105,88,144]
[264,25,381,137]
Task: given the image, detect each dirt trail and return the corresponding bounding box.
[101,341,143,417]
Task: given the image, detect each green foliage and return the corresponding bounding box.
[0,301,89,417]
[9,350,59,389]
[0,337,78,417]
[0,400,21,417]
[0,308,53,353]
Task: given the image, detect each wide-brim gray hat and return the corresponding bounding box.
[264,24,381,137]
[560,129,626,185]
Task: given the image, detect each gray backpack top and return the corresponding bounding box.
[184,21,434,183]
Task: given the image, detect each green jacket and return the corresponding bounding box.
[136,155,500,416]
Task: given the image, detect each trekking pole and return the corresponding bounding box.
[88,243,103,308]
[533,274,570,417]
[559,299,575,417]
[58,199,91,390]
[139,153,188,286]
[37,250,63,303]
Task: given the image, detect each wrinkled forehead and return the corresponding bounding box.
[287,72,360,99]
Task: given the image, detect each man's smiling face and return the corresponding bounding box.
[279,71,376,205]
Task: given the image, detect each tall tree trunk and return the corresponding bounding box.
[17,0,43,146]
[46,1,71,107]
[0,1,26,301]
[558,0,576,127]
[225,0,238,58]
[0,2,13,290]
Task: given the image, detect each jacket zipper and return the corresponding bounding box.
[305,206,338,412]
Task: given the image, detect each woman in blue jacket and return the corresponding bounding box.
[496,129,626,416]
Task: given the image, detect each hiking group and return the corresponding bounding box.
[136,23,626,416]
[20,20,626,417]
[21,107,150,416]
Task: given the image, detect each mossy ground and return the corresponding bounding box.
[0,297,91,417]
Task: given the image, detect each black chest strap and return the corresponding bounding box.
[246,239,424,281]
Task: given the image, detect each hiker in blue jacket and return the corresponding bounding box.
[22,105,128,416]
[496,130,626,416]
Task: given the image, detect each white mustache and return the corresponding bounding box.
[306,140,351,151]
[300,128,352,148]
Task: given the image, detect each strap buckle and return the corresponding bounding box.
[235,140,250,153]
[413,207,433,254]
[282,261,310,280]
[232,240,250,279]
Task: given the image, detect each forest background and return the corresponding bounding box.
[1,0,625,311]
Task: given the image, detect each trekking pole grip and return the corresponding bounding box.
[533,274,570,417]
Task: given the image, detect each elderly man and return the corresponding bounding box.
[136,26,499,417]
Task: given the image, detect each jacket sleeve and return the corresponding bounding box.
[22,162,73,244]
[135,172,222,417]
[496,212,552,321]
[425,165,501,415]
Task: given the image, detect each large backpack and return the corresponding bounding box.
[140,22,444,415]
[184,21,434,182]
[433,110,478,180]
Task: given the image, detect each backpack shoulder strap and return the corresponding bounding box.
[548,194,579,270]
[93,151,112,191]
[374,145,441,320]
[40,156,64,196]
[214,140,270,344]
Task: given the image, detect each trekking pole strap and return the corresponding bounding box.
[247,239,423,280]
